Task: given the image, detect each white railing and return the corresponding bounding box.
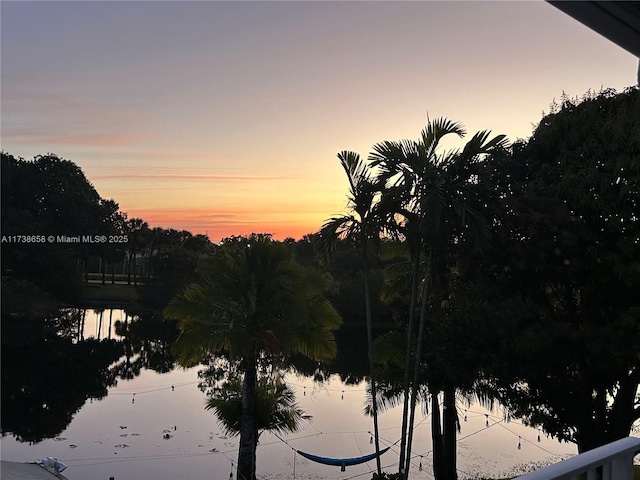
[514,436,640,480]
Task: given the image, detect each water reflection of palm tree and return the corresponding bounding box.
[206,374,309,479]
[164,235,341,480]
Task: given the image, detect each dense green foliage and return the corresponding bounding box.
[1,153,110,300]
[483,87,640,453]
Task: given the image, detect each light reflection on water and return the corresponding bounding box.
[75,308,131,342]
[0,310,578,480]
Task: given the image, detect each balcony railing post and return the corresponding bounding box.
[611,452,633,479]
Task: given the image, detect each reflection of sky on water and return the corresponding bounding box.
[77,308,130,341]
[0,310,578,479]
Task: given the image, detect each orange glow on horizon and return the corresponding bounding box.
[124,207,327,243]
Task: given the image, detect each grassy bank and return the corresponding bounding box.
[81,282,140,307]
[85,272,131,283]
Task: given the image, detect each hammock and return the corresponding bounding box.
[297,446,390,471]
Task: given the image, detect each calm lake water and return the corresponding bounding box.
[1,309,581,480]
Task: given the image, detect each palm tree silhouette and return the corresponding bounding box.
[164,234,341,480]
[371,118,507,479]
[317,150,386,475]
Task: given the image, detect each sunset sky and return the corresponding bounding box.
[1,1,636,242]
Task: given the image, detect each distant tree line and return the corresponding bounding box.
[0,152,215,309]
[1,151,392,324]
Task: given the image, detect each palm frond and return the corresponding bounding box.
[373,331,408,366]
[166,235,342,367]
[337,150,368,194]
[462,130,509,159]
[315,215,358,259]
[380,271,413,305]
[420,117,466,158]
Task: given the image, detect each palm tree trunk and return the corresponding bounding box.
[97,310,103,340]
[399,250,420,477]
[363,248,382,475]
[443,386,457,480]
[404,248,433,477]
[133,249,138,286]
[253,430,259,480]
[431,392,445,480]
[127,251,132,285]
[83,257,89,283]
[237,353,258,480]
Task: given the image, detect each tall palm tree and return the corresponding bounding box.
[164,234,341,480]
[371,118,507,479]
[369,140,429,477]
[316,151,385,475]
